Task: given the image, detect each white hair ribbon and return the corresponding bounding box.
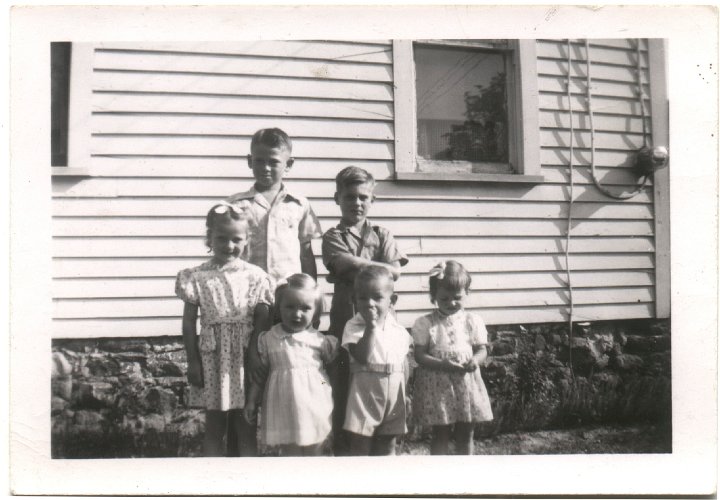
[428,261,447,280]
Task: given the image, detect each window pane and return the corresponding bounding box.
[415,44,508,163]
[51,42,72,167]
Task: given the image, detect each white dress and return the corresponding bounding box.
[258,324,339,446]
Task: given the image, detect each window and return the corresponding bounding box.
[393,39,542,183]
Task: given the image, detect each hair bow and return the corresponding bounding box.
[428,261,447,280]
[212,201,245,215]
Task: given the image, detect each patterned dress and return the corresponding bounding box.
[411,310,493,426]
[175,259,273,411]
[257,324,339,446]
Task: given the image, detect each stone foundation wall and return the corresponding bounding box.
[51,318,671,458]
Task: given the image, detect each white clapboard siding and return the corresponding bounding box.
[52,178,653,203]
[52,303,654,339]
[92,115,395,140]
[52,271,656,299]
[53,198,654,219]
[53,216,655,238]
[93,73,393,102]
[93,94,394,120]
[52,254,654,279]
[51,39,662,338]
[93,51,393,82]
[54,286,654,319]
[94,42,393,63]
[52,235,655,258]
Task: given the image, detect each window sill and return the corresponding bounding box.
[394,171,544,184]
[51,167,92,177]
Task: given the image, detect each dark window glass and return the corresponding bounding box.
[51,42,71,166]
[415,44,509,163]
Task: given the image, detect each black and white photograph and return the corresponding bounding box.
[8,4,718,497]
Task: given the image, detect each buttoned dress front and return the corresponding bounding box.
[257,324,339,446]
[175,259,274,411]
[227,185,322,282]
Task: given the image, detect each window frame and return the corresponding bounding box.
[393,39,543,183]
[51,42,94,177]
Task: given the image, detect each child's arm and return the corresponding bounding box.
[299,240,318,280]
[247,303,272,385]
[330,254,402,281]
[414,344,467,373]
[346,308,382,364]
[181,302,203,387]
[464,345,488,372]
[243,381,263,424]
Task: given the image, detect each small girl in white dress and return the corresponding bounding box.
[412,260,493,455]
[244,274,339,456]
[175,202,273,457]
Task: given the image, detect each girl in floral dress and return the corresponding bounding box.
[412,260,493,455]
[175,202,273,456]
[244,274,339,456]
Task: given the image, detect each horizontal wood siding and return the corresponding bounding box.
[52,39,658,338]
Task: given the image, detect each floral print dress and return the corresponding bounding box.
[175,259,273,411]
[411,310,493,426]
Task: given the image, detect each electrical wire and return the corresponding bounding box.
[564,39,575,378]
[585,39,649,200]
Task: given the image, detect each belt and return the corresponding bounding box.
[350,362,405,374]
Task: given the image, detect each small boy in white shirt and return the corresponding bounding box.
[341,265,412,455]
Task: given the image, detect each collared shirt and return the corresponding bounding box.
[341,312,411,366]
[227,185,322,282]
[321,219,408,338]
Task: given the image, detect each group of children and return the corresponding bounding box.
[175,128,493,457]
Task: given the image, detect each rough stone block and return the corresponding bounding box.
[52,396,69,413]
[612,353,644,371]
[52,352,73,378]
[624,335,671,354]
[147,359,184,377]
[491,341,514,356]
[73,410,106,434]
[99,339,149,353]
[78,381,116,408]
[144,387,178,415]
[86,355,122,377]
[52,378,73,400]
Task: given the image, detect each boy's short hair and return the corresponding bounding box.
[250,128,292,153]
[354,265,394,292]
[335,165,376,192]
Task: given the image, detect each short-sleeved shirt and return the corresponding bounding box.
[322,220,408,338]
[227,185,322,282]
[341,312,412,367]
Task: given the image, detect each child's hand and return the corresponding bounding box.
[187,361,203,387]
[359,307,380,331]
[243,402,257,425]
[464,359,479,372]
[442,359,467,373]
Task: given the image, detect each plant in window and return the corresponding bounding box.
[440,72,508,163]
